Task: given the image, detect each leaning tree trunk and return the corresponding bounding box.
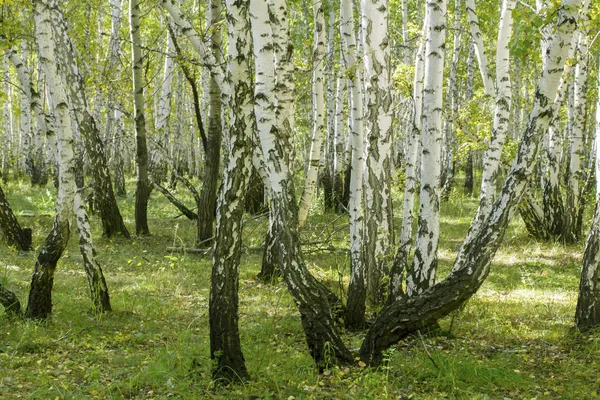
[209,0,253,382]
[130,0,150,236]
[359,0,582,365]
[52,6,130,239]
[196,0,223,247]
[342,0,367,329]
[26,0,77,319]
[251,0,353,368]
[406,0,446,296]
[0,183,32,251]
[574,53,600,329]
[74,192,112,313]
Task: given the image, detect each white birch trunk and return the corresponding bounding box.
[298,0,327,227]
[465,0,494,97]
[407,0,446,296]
[361,0,394,305]
[389,35,425,301]
[564,2,590,242]
[475,0,516,227]
[342,0,367,327]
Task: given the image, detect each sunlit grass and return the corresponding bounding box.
[0,176,596,399]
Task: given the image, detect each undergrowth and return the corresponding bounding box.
[0,178,597,399]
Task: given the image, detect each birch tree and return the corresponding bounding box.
[209,0,254,382]
[27,0,112,318]
[251,0,353,367]
[406,0,446,296]
[343,0,367,329]
[0,182,32,251]
[361,0,394,305]
[130,0,151,235]
[298,0,326,228]
[575,55,600,329]
[51,5,131,239]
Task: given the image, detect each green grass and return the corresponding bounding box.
[1,178,598,399]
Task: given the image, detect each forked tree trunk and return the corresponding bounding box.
[209,0,253,382]
[0,183,32,251]
[52,8,130,239]
[360,0,581,364]
[251,0,352,367]
[27,0,76,319]
[130,0,150,236]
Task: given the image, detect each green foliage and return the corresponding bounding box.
[0,177,595,399]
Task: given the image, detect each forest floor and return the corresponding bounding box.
[1,178,598,399]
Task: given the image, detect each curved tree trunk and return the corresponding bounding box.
[51,7,130,239]
[209,0,253,382]
[27,0,76,319]
[251,0,352,367]
[360,0,581,364]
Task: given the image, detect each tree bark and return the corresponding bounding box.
[196,0,223,247]
[209,0,254,382]
[51,8,131,239]
[342,0,367,329]
[360,0,582,364]
[0,282,21,315]
[130,0,150,236]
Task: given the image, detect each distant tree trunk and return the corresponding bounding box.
[130,0,150,236]
[52,6,130,239]
[342,0,367,329]
[27,0,77,319]
[106,0,126,197]
[388,34,425,303]
[575,55,600,329]
[563,6,590,243]
[298,0,326,228]
[150,23,175,185]
[7,45,48,186]
[463,41,476,196]
[473,0,515,231]
[209,0,253,382]
[441,0,462,201]
[360,0,582,364]
[196,0,222,247]
[465,0,494,97]
[407,0,446,296]
[0,183,32,251]
[361,0,394,306]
